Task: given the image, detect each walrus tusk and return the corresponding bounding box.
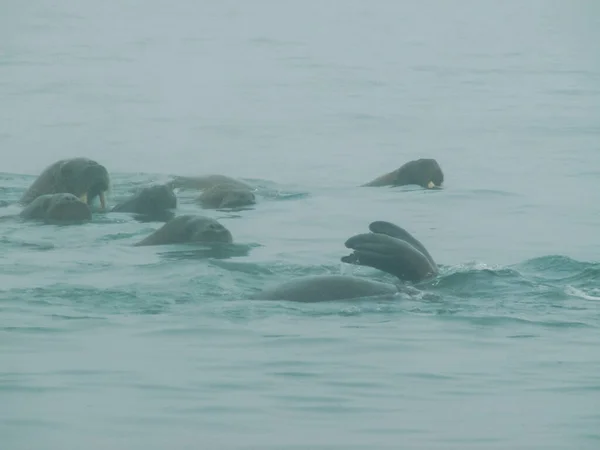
[427,181,435,189]
[79,193,88,204]
[99,191,106,209]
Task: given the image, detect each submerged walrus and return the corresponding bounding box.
[168,175,252,191]
[197,184,256,209]
[20,157,110,208]
[134,214,233,246]
[19,193,92,223]
[254,275,398,302]
[112,184,177,221]
[256,220,438,302]
[363,158,444,189]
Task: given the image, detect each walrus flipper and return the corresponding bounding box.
[368,221,437,269]
[342,232,437,283]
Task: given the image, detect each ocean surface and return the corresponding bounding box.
[1,1,600,449]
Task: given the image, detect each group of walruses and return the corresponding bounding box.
[9,157,445,302]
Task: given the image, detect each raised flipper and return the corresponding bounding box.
[341,229,437,283]
[368,221,437,270]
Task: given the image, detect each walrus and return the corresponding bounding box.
[112,184,177,221]
[19,193,92,223]
[363,158,444,189]
[134,214,233,246]
[168,175,252,191]
[19,157,110,208]
[197,184,256,209]
[255,220,438,302]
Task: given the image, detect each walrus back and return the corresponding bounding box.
[19,161,63,205]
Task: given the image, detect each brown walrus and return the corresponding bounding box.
[20,157,110,209]
[197,184,256,209]
[112,184,177,221]
[363,158,444,189]
[19,193,92,223]
[134,214,233,246]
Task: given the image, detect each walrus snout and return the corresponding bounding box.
[60,160,109,209]
[425,171,443,189]
[421,159,444,189]
[81,164,110,209]
[362,158,444,189]
[146,185,177,210]
[196,221,233,243]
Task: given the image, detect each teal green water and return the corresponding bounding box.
[2,1,600,449]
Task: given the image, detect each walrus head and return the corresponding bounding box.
[399,158,444,189]
[134,214,233,246]
[45,193,92,222]
[126,184,177,214]
[56,158,110,209]
[19,193,92,223]
[198,184,256,210]
[362,158,444,189]
[141,184,177,209]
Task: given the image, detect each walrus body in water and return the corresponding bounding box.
[363,158,444,189]
[256,221,438,302]
[134,214,233,246]
[20,157,110,209]
[112,184,177,221]
[19,193,92,224]
[197,184,256,209]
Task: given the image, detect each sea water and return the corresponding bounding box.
[1,1,599,449]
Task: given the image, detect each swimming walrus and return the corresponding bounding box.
[197,184,256,209]
[19,193,92,224]
[363,158,444,189]
[255,220,438,302]
[168,174,252,191]
[19,157,110,208]
[253,274,398,302]
[134,214,233,246]
[112,184,177,221]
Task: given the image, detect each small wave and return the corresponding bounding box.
[448,314,594,329]
[426,264,534,297]
[208,259,276,276]
[565,286,600,301]
[515,254,596,275]
[157,243,255,261]
[468,188,522,197]
[261,191,311,201]
[516,255,600,288]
